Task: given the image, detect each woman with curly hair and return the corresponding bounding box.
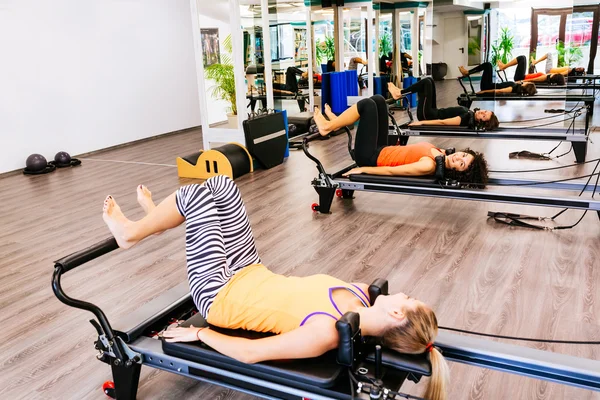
[313,95,489,188]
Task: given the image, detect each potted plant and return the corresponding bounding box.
[490,27,514,66]
[556,41,583,67]
[379,32,393,57]
[315,36,335,65]
[205,35,237,127]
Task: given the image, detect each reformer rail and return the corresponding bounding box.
[53,238,600,396]
[303,128,600,218]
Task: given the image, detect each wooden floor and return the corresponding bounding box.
[1,80,599,400]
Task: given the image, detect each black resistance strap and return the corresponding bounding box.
[439,325,600,345]
[488,158,600,230]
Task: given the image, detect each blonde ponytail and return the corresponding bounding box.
[425,347,449,400]
[381,304,449,400]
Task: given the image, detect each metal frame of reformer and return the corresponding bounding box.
[391,124,589,163]
[390,87,590,163]
[568,74,600,82]
[496,69,600,94]
[456,76,596,119]
[52,238,600,400]
[304,128,600,217]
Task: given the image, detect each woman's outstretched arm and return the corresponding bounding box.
[164,319,339,364]
[410,116,461,126]
[343,157,436,177]
[476,86,513,94]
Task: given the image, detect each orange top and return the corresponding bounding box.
[525,72,544,80]
[206,264,369,335]
[377,142,438,167]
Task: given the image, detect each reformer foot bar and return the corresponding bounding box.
[304,129,600,218]
[52,239,600,399]
[390,124,589,163]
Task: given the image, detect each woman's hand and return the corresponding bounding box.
[408,120,423,126]
[342,167,365,177]
[163,325,206,343]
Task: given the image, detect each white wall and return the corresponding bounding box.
[431,11,467,72]
[0,0,201,173]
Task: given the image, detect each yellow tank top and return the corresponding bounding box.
[206,264,370,335]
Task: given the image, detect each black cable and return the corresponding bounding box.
[490,172,599,186]
[498,109,579,124]
[489,210,588,230]
[500,115,580,129]
[348,370,355,400]
[550,143,573,159]
[545,141,565,156]
[488,159,599,230]
[578,159,600,195]
[386,388,427,400]
[499,103,584,128]
[439,326,600,344]
[500,118,573,129]
[592,168,600,199]
[553,210,588,230]
[490,157,600,173]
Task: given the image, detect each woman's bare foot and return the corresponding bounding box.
[103,196,138,249]
[387,82,403,100]
[458,66,469,76]
[137,185,155,214]
[496,60,506,70]
[324,104,337,121]
[137,185,164,235]
[313,108,332,136]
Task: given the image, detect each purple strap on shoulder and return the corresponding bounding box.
[300,311,337,326]
[301,285,371,326]
[350,284,371,306]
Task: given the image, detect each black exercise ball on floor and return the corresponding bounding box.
[54,151,72,167]
[26,154,48,172]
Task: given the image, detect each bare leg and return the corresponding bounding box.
[103,191,184,249]
[313,104,360,136]
[137,185,155,214]
[137,185,165,235]
[549,66,569,75]
[497,57,518,71]
[532,53,548,66]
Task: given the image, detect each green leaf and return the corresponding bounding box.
[204,34,237,115]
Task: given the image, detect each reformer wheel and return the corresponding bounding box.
[311,203,319,212]
[335,189,342,198]
[102,381,115,398]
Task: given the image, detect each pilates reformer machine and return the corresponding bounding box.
[389,106,590,163]
[303,128,600,226]
[496,70,600,95]
[456,75,596,117]
[53,240,600,399]
[247,92,310,112]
